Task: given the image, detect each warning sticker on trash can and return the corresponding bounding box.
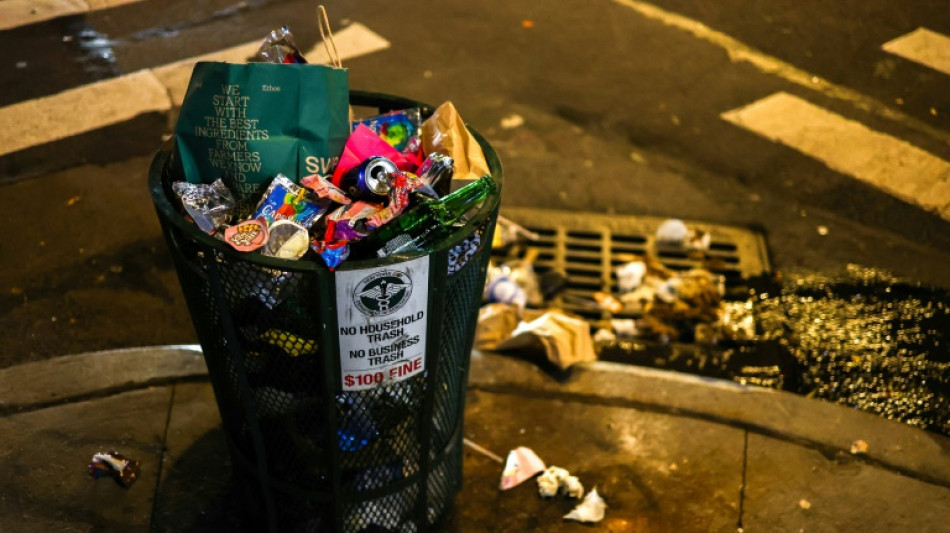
[335,256,429,390]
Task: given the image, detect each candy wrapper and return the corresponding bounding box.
[253,25,307,64]
[421,101,490,187]
[353,108,422,154]
[327,201,383,241]
[300,173,352,205]
[224,218,269,252]
[311,219,352,270]
[262,220,310,260]
[367,171,420,229]
[172,179,235,234]
[253,174,329,228]
[331,125,421,186]
[88,451,140,488]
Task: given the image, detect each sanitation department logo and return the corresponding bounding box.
[352,270,413,317]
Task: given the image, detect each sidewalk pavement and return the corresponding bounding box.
[1,346,948,532]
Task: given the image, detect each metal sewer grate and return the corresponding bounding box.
[493,207,771,320]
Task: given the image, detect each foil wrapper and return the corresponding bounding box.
[172,179,235,234]
[88,451,140,488]
[253,25,307,64]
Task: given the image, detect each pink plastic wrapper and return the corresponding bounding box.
[331,125,422,186]
[300,173,352,205]
[500,447,547,490]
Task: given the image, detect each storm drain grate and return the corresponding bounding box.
[493,207,771,320]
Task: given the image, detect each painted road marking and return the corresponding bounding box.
[612,0,950,147]
[0,22,390,158]
[0,70,169,157]
[153,22,390,105]
[722,92,950,220]
[882,28,950,76]
[0,0,144,31]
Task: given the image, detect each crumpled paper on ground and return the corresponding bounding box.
[493,310,597,370]
[537,466,584,499]
[499,446,547,490]
[475,303,523,351]
[420,101,490,183]
[564,487,607,523]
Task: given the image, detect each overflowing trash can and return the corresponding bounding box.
[149,91,503,532]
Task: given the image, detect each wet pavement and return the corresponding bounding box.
[1,346,948,532]
[756,267,950,436]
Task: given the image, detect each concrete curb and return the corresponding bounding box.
[0,345,206,411]
[2,345,947,488]
[467,350,950,488]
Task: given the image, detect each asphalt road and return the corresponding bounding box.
[1,0,949,367]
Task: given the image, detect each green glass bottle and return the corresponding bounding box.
[355,175,496,258]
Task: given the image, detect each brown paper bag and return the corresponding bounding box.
[421,101,491,187]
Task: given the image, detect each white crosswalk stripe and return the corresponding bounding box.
[883,28,950,76]
[722,92,950,220]
[612,0,950,149]
[617,0,950,221]
[0,0,145,31]
[0,22,390,157]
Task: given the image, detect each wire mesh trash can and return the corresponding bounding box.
[149,91,503,533]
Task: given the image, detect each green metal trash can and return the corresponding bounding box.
[149,91,503,533]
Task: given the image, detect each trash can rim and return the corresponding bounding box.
[149,90,503,272]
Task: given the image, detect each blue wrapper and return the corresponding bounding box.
[252,174,328,228]
[312,240,350,270]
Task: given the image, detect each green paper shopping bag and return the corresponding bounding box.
[173,61,349,206]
